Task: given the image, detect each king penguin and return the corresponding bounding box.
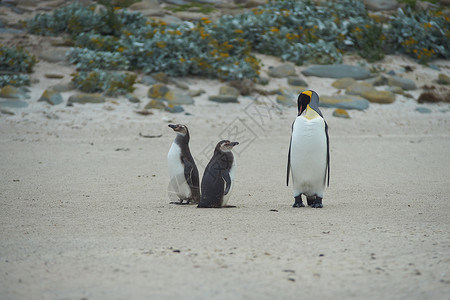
[286,90,330,208]
[167,124,200,204]
[198,140,239,208]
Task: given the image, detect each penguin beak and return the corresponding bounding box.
[168,124,178,131]
[230,142,239,147]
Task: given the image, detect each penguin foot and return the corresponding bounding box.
[311,197,323,208]
[293,195,305,208]
[170,199,191,205]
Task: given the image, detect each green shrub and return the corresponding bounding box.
[72,70,136,96]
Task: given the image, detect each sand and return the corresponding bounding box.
[1,51,450,300]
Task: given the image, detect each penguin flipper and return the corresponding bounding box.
[182,156,195,187]
[325,121,330,187]
[223,170,232,195]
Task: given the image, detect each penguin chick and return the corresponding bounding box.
[167,124,200,204]
[287,90,330,208]
[198,140,239,208]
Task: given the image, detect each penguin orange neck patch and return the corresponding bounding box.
[304,104,320,120]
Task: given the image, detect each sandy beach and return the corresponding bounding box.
[1,48,450,299]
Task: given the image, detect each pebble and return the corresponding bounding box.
[438,73,450,85]
[361,90,395,104]
[415,107,432,113]
[126,93,141,103]
[268,63,296,78]
[38,89,63,105]
[332,108,350,118]
[301,64,372,80]
[388,76,417,90]
[208,95,239,103]
[219,85,240,97]
[320,95,369,110]
[287,76,308,87]
[68,93,105,105]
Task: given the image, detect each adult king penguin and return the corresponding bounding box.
[198,140,239,208]
[167,124,200,204]
[287,90,330,208]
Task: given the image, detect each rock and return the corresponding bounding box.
[332,78,356,89]
[418,91,450,103]
[320,95,369,110]
[332,108,350,118]
[164,90,194,105]
[276,94,296,107]
[388,76,417,90]
[171,78,189,90]
[50,82,75,92]
[208,95,239,103]
[188,89,205,97]
[287,76,308,87]
[141,75,158,86]
[38,89,63,105]
[415,107,432,113]
[165,104,185,113]
[365,75,387,86]
[268,63,296,78]
[438,73,450,85]
[148,84,170,99]
[68,93,105,105]
[257,77,270,86]
[0,99,28,108]
[301,64,372,80]
[364,0,398,11]
[361,90,395,104]
[44,73,64,79]
[151,72,169,84]
[219,85,240,97]
[0,85,22,99]
[386,86,404,94]
[145,99,166,109]
[229,79,255,96]
[345,82,374,96]
[0,108,15,115]
[39,48,69,63]
[126,93,141,103]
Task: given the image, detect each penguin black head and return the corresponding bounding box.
[168,124,188,136]
[216,140,239,153]
[297,90,322,117]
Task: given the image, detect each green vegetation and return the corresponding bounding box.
[23,0,449,91]
[0,45,37,87]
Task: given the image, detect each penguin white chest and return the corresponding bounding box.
[290,116,327,197]
[221,160,236,206]
[167,142,191,199]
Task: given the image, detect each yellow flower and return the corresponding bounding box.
[423,22,433,29]
[156,41,166,48]
[117,47,125,53]
[180,57,186,63]
[201,17,211,24]
[234,29,244,34]
[220,53,229,58]
[270,27,279,33]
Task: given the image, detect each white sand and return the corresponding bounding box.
[1,53,450,299]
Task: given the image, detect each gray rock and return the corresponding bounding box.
[345,82,374,96]
[44,73,64,79]
[438,73,450,85]
[126,93,141,103]
[416,107,432,113]
[320,95,369,110]
[38,89,63,105]
[301,64,372,80]
[145,99,166,110]
[171,78,190,90]
[165,104,185,113]
[208,95,239,103]
[428,64,441,71]
[141,75,158,86]
[0,85,23,99]
[364,0,398,11]
[68,93,105,105]
[276,95,296,107]
[257,77,270,86]
[268,63,296,78]
[386,86,404,94]
[388,76,417,90]
[365,75,387,86]
[148,84,170,99]
[361,90,395,104]
[219,85,240,97]
[287,76,308,87]
[188,89,205,97]
[50,82,76,92]
[332,78,356,89]
[0,99,28,108]
[165,90,194,105]
[128,0,160,11]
